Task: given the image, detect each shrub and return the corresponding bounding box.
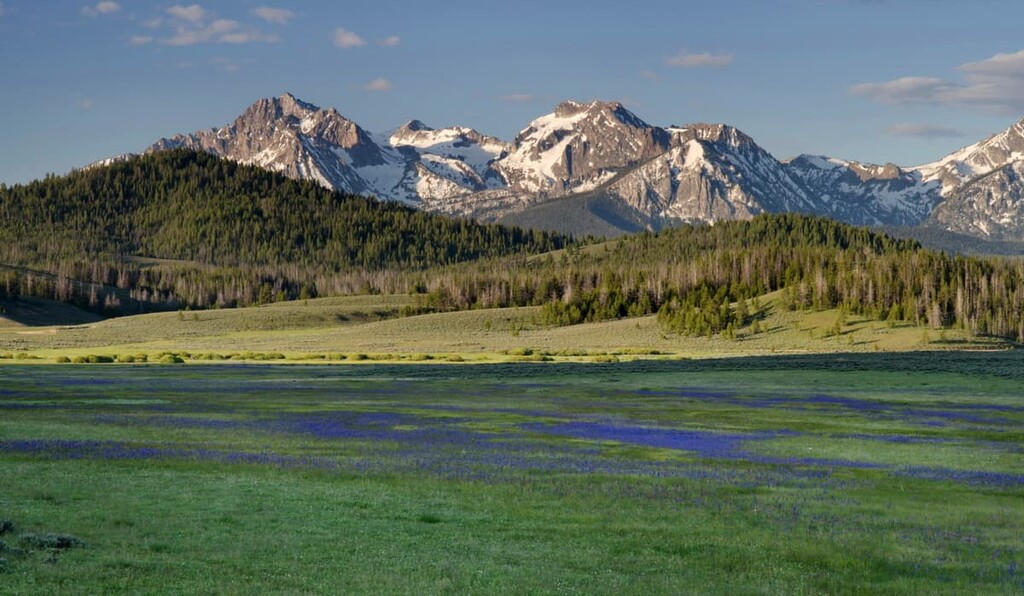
[349,353,368,361]
[592,355,620,363]
[117,354,136,363]
[159,354,184,364]
[54,356,71,364]
[0,521,14,535]
[71,356,87,364]
[19,533,85,550]
[445,354,465,362]
[513,354,552,362]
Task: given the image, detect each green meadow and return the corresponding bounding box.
[1,355,1023,593]
[0,293,1009,363]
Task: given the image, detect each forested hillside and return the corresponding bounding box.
[0,151,566,311]
[2,151,1024,343]
[406,214,1024,341]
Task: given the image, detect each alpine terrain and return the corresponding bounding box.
[141,93,1024,240]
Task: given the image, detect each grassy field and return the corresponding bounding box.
[1,355,1023,593]
[0,293,1010,363]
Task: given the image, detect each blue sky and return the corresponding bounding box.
[2,0,1024,185]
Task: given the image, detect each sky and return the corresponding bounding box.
[3,0,1024,185]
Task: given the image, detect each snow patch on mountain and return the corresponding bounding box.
[136,93,1024,240]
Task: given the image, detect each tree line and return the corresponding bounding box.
[3,150,1024,343]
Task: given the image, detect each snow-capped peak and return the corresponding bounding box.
[915,116,1024,194]
[137,92,1024,240]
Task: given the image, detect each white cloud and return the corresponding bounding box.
[849,77,956,104]
[498,94,537,103]
[333,27,366,49]
[885,123,965,138]
[378,35,401,47]
[959,50,1024,78]
[252,7,294,25]
[666,51,733,69]
[82,1,121,17]
[640,70,661,82]
[167,4,205,23]
[363,78,393,92]
[154,5,277,46]
[851,49,1024,114]
[128,35,153,46]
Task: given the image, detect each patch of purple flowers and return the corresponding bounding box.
[0,438,337,470]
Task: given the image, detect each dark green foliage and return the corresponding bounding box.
[19,533,85,550]
[0,521,14,535]
[0,150,564,268]
[0,150,566,312]
[514,214,1024,342]
[3,150,1024,342]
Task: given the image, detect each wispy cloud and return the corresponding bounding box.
[252,7,294,25]
[666,51,734,69]
[0,2,7,18]
[333,27,366,49]
[147,4,278,46]
[377,35,401,47]
[851,49,1024,114]
[167,4,205,23]
[175,57,245,72]
[209,57,240,72]
[498,94,538,103]
[640,70,661,82]
[128,35,153,46]
[363,77,393,92]
[81,1,120,17]
[885,123,965,138]
[78,97,95,110]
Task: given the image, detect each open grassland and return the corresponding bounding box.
[0,293,1009,364]
[1,356,1022,593]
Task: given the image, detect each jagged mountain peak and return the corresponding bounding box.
[917,117,1024,194]
[786,154,847,170]
[277,92,320,113]
[137,92,1024,240]
[788,154,906,182]
[396,119,433,133]
[497,99,669,194]
[552,99,650,129]
[676,123,758,150]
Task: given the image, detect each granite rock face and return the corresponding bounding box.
[140,93,1024,239]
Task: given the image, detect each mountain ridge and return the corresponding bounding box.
[128,93,1024,240]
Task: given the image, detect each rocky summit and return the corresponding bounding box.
[143,93,1024,240]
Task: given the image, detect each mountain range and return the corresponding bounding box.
[141,93,1024,240]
